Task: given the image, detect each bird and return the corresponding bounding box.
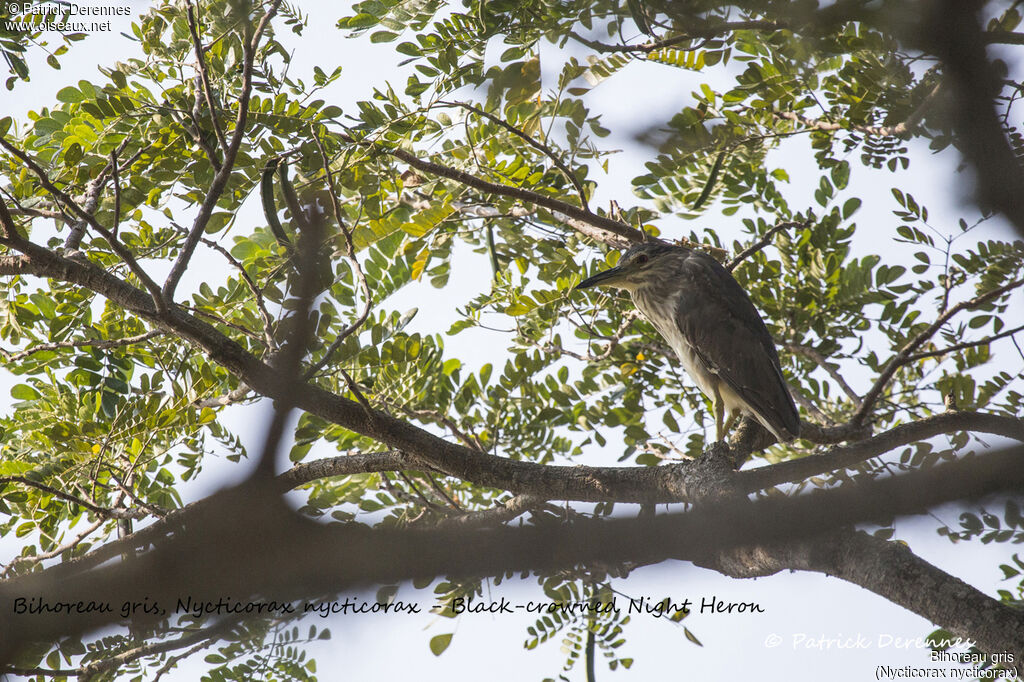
[575,239,800,443]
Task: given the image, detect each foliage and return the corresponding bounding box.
[1,0,1023,679]
[1,1,89,89]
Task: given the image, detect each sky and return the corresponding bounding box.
[2,2,1023,681]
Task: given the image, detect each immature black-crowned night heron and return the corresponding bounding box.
[575,240,800,443]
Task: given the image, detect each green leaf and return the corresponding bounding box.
[842,197,861,219]
[342,13,378,30]
[10,384,40,400]
[56,86,82,103]
[693,151,726,210]
[429,633,453,656]
[63,142,83,166]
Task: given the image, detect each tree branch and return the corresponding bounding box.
[726,220,804,271]
[0,145,167,315]
[301,130,373,379]
[853,276,1024,424]
[276,450,412,491]
[0,476,147,521]
[189,228,276,350]
[2,443,1022,669]
[1,517,105,578]
[63,139,130,250]
[783,342,862,407]
[185,0,229,154]
[163,0,283,300]
[437,100,590,211]
[0,618,242,679]
[737,410,1024,493]
[774,85,940,139]
[905,321,1024,362]
[914,0,1024,239]
[982,30,1024,46]
[10,228,1019,510]
[568,20,782,54]
[698,526,1022,672]
[0,330,161,362]
[337,130,642,247]
[432,494,548,529]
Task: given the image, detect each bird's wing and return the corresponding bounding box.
[674,251,800,438]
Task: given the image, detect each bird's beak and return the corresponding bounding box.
[575,265,625,291]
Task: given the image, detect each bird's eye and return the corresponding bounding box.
[635,254,649,265]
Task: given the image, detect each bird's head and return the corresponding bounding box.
[575,241,681,293]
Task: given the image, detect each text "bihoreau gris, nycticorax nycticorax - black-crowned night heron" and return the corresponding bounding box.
[575,240,800,443]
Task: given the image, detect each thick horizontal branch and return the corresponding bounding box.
[0,233,706,504]
[5,234,1021,509]
[738,410,1024,493]
[2,443,1022,669]
[983,30,1024,46]
[276,450,413,491]
[6,218,1024,540]
[0,253,31,275]
[701,526,1024,674]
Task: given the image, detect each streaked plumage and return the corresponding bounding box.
[575,240,800,442]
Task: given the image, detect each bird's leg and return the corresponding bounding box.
[722,410,738,439]
[713,389,725,443]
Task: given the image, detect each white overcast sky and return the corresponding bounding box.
[3,2,1023,681]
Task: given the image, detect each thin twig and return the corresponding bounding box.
[437,100,590,211]
[1,330,161,362]
[423,473,462,511]
[854,276,1024,424]
[163,0,283,300]
[195,233,276,350]
[0,476,146,520]
[334,129,641,247]
[107,470,170,519]
[905,322,1024,362]
[568,19,781,54]
[784,342,862,407]
[0,138,167,315]
[726,221,804,271]
[303,129,373,379]
[110,150,121,237]
[185,0,228,153]
[1,518,105,578]
[773,81,942,140]
[432,494,546,529]
[195,384,253,408]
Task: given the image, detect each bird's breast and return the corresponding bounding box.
[631,289,721,400]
